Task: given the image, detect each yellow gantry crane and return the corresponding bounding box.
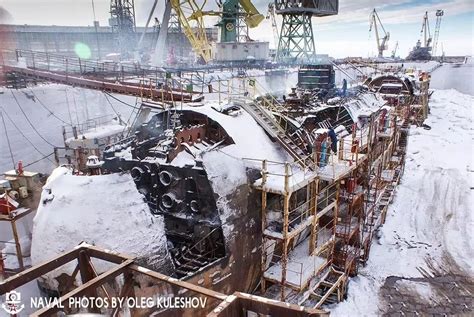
[170,0,213,63]
[170,0,264,63]
[369,9,390,58]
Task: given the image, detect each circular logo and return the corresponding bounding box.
[8,292,19,301]
[225,23,234,31]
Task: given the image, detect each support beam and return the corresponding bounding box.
[127,264,226,301]
[0,247,81,294]
[32,259,134,316]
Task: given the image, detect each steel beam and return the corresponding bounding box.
[209,292,328,316]
[127,264,226,301]
[32,259,134,316]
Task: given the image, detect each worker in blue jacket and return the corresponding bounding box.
[328,128,338,154]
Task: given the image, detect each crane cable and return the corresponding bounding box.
[103,92,140,135]
[70,89,81,126]
[28,89,72,126]
[0,106,56,165]
[103,92,123,119]
[103,91,141,110]
[10,90,59,148]
[23,152,55,168]
[64,88,74,126]
[0,109,16,170]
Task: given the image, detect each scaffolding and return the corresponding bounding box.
[0,243,328,316]
[252,95,415,308]
[0,208,33,277]
[411,72,431,125]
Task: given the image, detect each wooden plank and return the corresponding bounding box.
[0,247,81,293]
[127,264,226,301]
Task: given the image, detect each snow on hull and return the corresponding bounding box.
[330,89,474,316]
[31,167,169,289]
[180,102,289,239]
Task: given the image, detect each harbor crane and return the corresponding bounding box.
[406,11,436,60]
[109,0,136,57]
[432,9,444,56]
[420,11,432,48]
[275,0,338,63]
[391,41,398,59]
[369,9,390,58]
[267,3,280,51]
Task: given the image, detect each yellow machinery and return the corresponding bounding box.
[170,0,213,63]
[369,9,390,58]
[170,0,264,63]
[239,0,264,28]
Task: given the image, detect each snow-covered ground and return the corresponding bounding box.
[330,88,474,316]
[430,62,474,95]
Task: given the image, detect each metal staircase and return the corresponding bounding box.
[300,267,347,309]
[235,95,315,170]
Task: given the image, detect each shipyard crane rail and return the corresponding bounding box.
[369,9,390,58]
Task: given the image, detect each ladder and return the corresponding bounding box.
[235,98,315,170]
[300,267,346,308]
[397,120,410,154]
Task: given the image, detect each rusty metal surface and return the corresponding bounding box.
[1,244,325,316]
[2,65,203,102]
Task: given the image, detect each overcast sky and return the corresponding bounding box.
[0,0,473,57]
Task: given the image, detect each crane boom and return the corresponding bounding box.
[170,0,263,62]
[421,11,432,48]
[369,9,390,58]
[267,3,279,50]
[151,0,172,66]
[391,41,398,58]
[239,0,264,27]
[432,9,444,56]
[138,0,159,50]
[170,0,212,63]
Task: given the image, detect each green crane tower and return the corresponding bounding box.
[275,0,338,64]
[217,0,264,42]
